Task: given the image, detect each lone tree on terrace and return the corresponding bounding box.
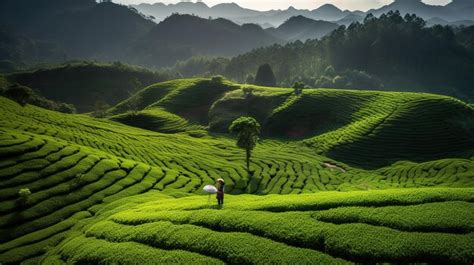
[254,63,276,87]
[229,116,261,176]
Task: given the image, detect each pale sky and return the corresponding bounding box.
[115,0,452,11]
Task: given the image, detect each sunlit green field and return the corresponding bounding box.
[0,78,473,264]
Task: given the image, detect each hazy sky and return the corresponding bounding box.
[115,0,452,11]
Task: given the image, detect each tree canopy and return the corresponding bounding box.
[222,12,474,100]
[254,64,277,87]
[229,116,261,175]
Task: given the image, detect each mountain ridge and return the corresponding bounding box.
[133,0,474,26]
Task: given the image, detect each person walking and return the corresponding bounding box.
[216,178,225,205]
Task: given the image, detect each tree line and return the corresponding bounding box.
[171,11,474,101]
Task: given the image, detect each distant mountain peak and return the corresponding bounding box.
[194,1,209,7]
[315,3,342,12]
[286,15,312,22]
[214,2,240,7]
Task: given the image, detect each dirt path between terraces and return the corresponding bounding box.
[323,162,346,173]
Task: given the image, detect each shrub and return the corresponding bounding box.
[17,188,31,206]
[242,87,254,98]
[4,84,33,106]
[343,70,383,90]
[293,81,305,95]
[92,100,110,118]
[211,75,224,84]
[58,103,77,114]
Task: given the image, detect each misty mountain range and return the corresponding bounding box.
[0,0,339,68]
[134,0,474,27]
[0,0,473,70]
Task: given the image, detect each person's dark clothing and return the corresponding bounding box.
[216,183,225,205]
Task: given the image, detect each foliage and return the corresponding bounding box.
[92,100,110,118]
[173,56,230,78]
[17,188,31,207]
[211,75,224,84]
[229,117,261,175]
[17,188,31,200]
[254,64,277,87]
[4,83,33,106]
[57,103,76,114]
[223,12,474,101]
[293,81,306,95]
[242,87,254,98]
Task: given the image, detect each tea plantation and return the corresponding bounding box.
[0,78,473,264]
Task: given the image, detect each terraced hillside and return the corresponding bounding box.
[0,78,473,264]
[111,78,474,168]
[54,189,474,264]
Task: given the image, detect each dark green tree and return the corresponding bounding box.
[211,75,224,83]
[58,103,77,114]
[254,63,277,87]
[242,87,254,98]
[292,81,305,95]
[92,100,110,118]
[4,84,33,106]
[17,188,31,207]
[229,117,261,176]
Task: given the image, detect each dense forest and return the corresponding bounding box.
[175,12,474,101]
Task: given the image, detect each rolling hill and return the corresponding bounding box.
[110,78,474,168]
[4,62,170,112]
[267,16,339,42]
[0,78,473,263]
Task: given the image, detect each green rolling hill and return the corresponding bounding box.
[0,78,473,264]
[110,78,474,168]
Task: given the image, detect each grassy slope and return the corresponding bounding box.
[0,78,473,263]
[110,78,473,168]
[37,190,474,264]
